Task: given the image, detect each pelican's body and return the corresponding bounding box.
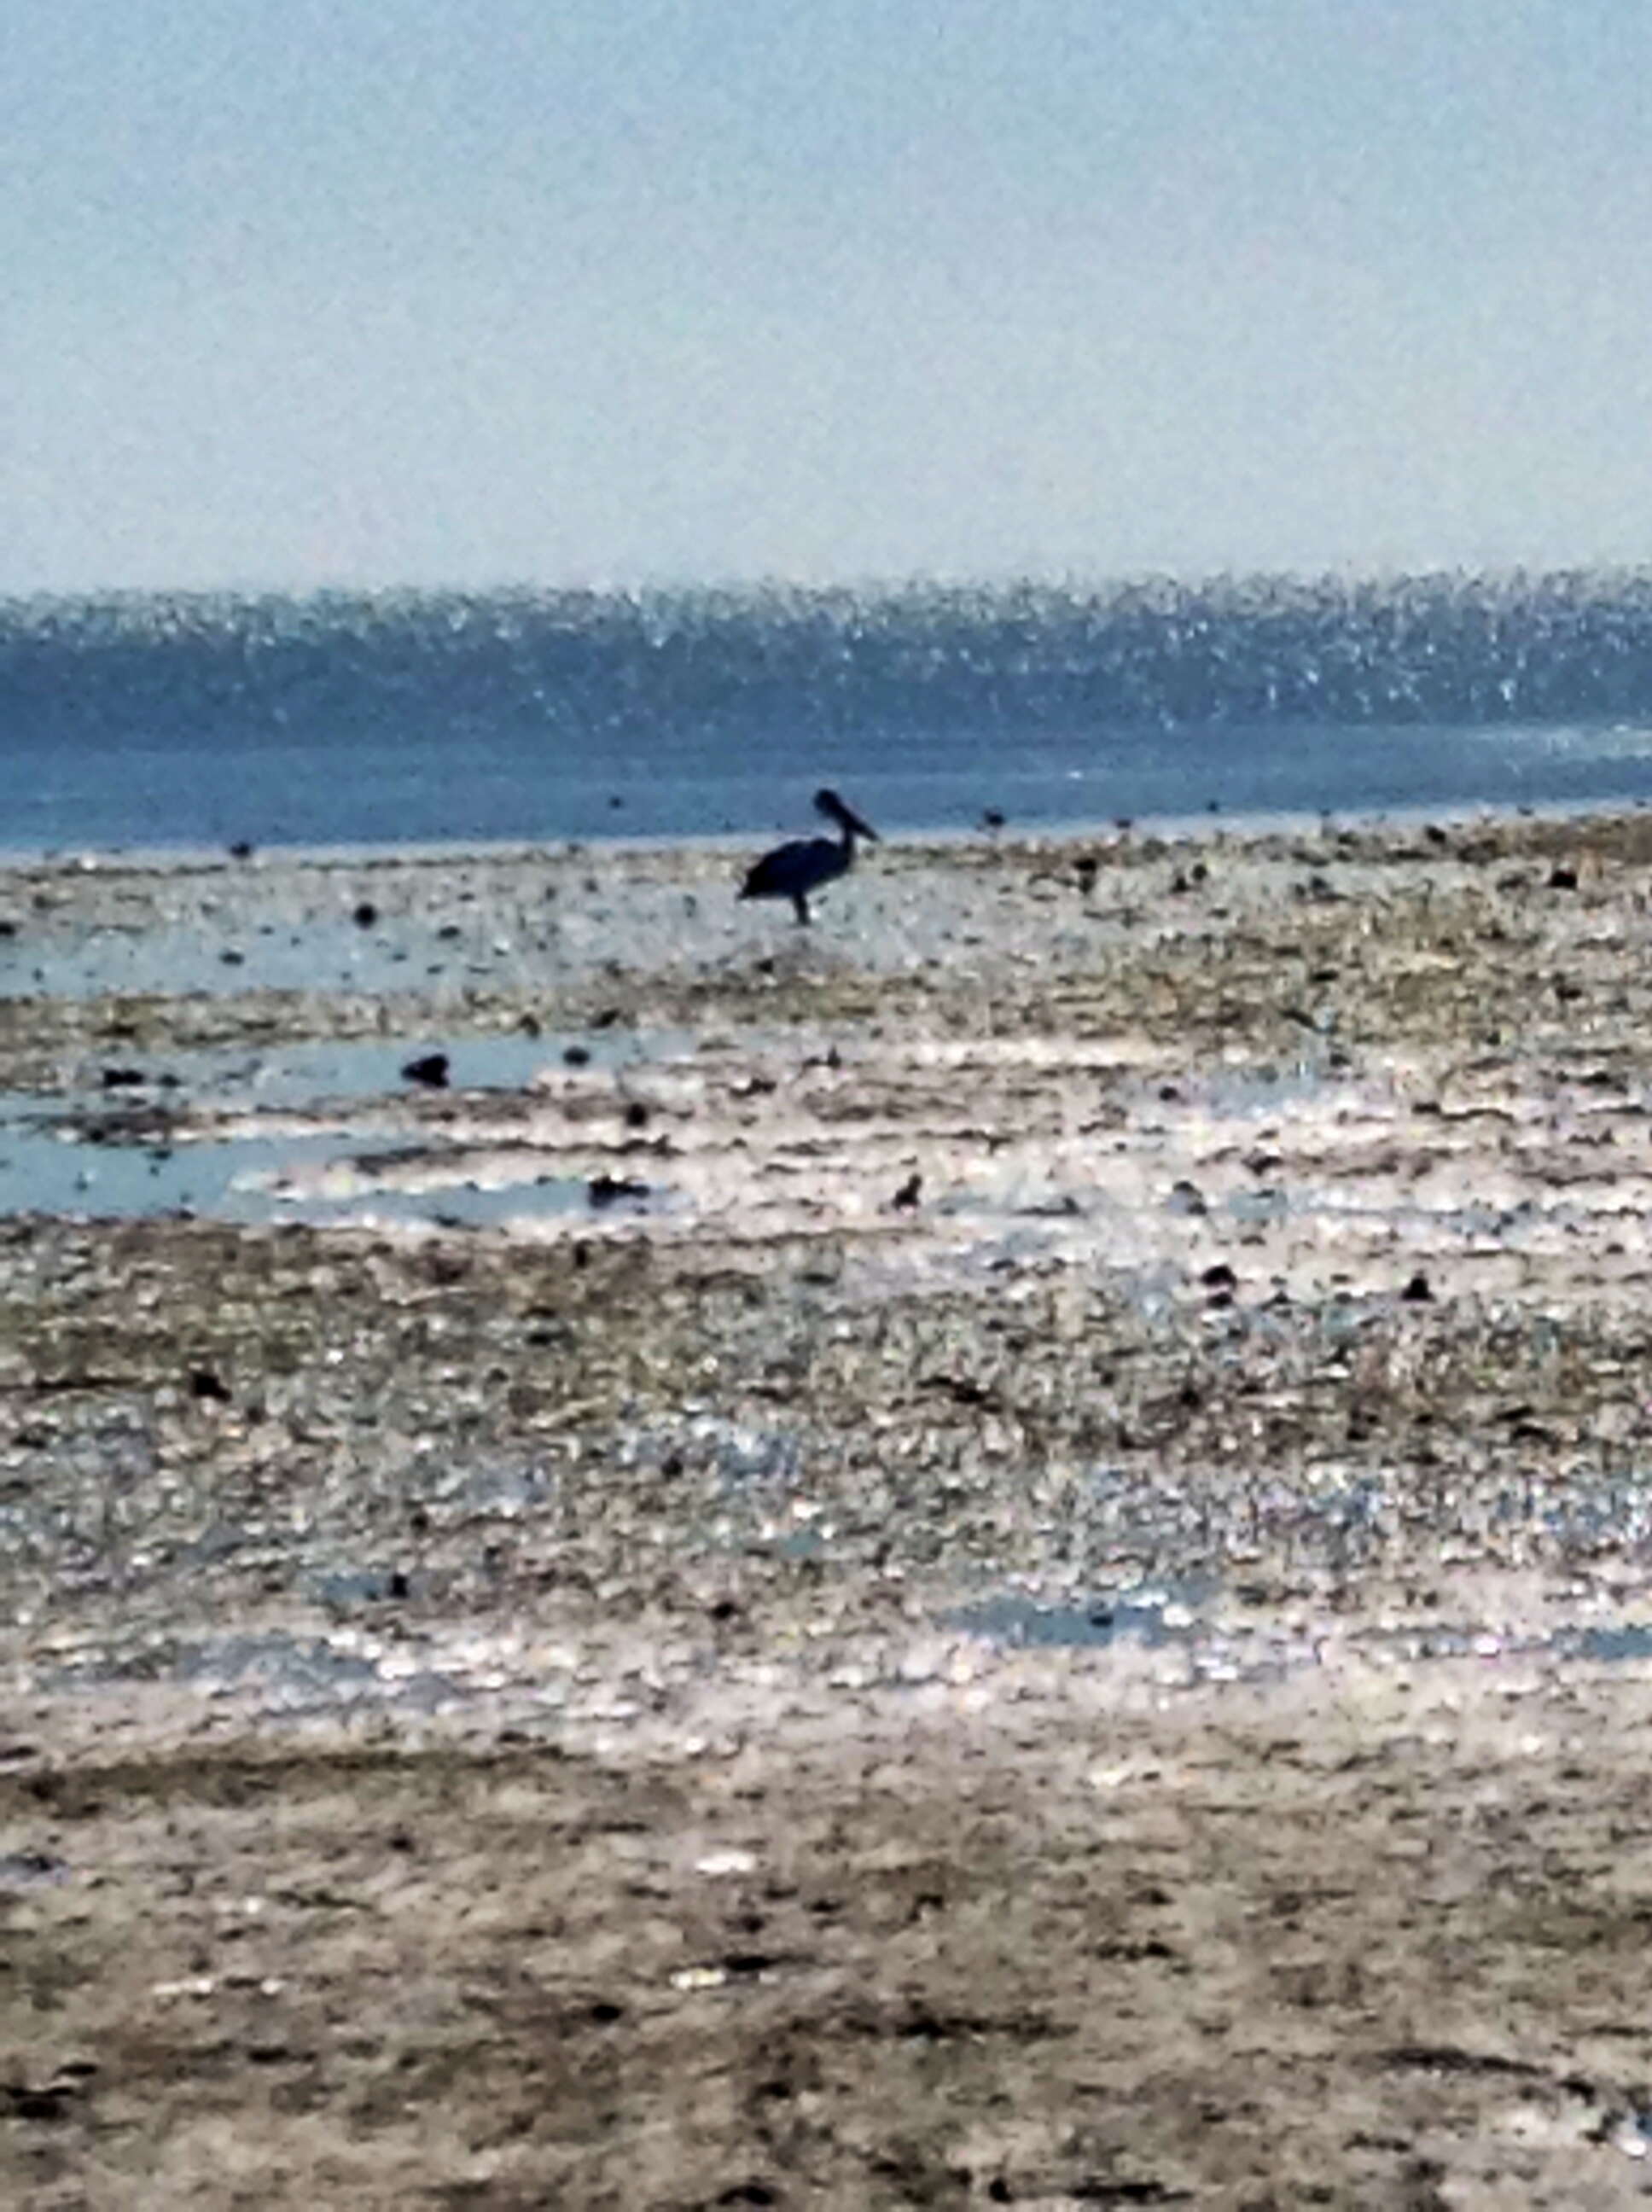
[740,789,878,924]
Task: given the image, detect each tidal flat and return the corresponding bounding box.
[8,812,1652,2207]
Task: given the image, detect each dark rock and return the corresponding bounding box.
[588,1173,649,1207]
[402,1052,450,1088]
[2,2083,73,2122]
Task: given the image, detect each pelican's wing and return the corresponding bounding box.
[741,837,806,897]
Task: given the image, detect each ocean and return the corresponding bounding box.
[9,573,1652,855]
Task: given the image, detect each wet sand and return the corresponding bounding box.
[9,812,1652,2206]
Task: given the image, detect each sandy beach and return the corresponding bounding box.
[9,810,1652,2207]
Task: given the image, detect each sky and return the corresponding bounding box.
[5,0,1652,591]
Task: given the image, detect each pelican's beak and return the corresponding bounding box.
[838,800,878,841]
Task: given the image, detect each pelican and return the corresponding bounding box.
[739,789,879,925]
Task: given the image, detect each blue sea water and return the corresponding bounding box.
[8,575,1652,854]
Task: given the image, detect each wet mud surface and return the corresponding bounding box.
[9,813,1652,2205]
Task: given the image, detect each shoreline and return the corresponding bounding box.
[2,781,1650,877]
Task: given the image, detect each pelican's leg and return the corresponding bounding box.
[791,892,811,925]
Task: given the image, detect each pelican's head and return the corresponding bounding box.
[814,788,879,841]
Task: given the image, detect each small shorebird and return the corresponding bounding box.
[739,789,879,925]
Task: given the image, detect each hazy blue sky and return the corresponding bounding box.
[6,0,1650,590]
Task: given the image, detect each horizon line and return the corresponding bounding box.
[7,561,1652,612]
